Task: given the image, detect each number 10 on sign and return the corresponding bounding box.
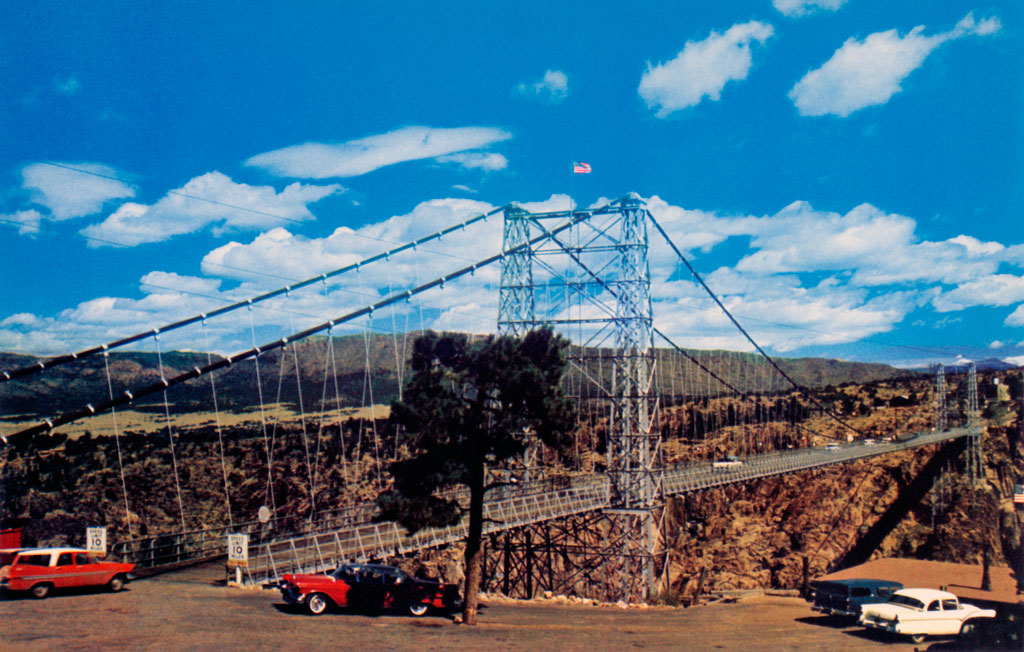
[227,533,248,568]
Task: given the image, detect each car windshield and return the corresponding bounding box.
[888,594,925,610]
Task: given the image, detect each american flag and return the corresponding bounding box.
[1014,483,1024,505]
[573,161,591,174]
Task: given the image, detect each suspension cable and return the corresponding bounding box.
[0,204,513,384]
[6,204,609,442]
[647,212,862,439]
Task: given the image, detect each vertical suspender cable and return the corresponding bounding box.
[155,334,187,533]
[201,317,233,527]
[248,305,276,514]
[103,352,134,539]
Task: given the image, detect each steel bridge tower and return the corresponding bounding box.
[496,194,664,602]
[965,362,982,488]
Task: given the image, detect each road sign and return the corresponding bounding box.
[86,527,107,557]
[227,533,249,568]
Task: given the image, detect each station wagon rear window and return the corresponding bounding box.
[17,554,50,566]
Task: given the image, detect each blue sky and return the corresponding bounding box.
[0,1,1021,367]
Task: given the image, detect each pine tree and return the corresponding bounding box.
[377,329,574,624]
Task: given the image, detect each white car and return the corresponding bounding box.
[858,588,996,644]
[712,456,743,470]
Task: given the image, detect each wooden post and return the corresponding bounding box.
[525,530,534,599]
[503,532,511,596]
[545,525,554,593]
[981,547,992,591]
[802,556,809,598]
[694,567,706,606]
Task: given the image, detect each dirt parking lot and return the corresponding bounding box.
[0,566,941,651]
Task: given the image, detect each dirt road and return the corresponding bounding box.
[0,567,929,651]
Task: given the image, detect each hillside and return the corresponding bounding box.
[0,335,912,423]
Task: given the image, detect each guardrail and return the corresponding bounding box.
[243,481,610,585]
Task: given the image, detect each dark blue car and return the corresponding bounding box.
[810,578,903,619]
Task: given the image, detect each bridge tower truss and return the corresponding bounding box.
[496,195,666,602]
[965,362,982,488]
[934,364,948,432]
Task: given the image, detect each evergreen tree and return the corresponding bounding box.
[377,329,574,624]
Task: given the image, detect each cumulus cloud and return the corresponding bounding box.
[245,126,512,179]
[638,21,774,117]
[435,152,508,171]
[1,210,45,236]
[1005,305,1024,327]
[932,274,1024,312]
[773,0,847,17]
[22,162,135,220]
[80,172,341,246]
[517,69,569,102]
[6,192,1024,359]
[790,12,1001,117]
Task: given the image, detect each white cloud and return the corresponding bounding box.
[638,21,774,117]
[435,152,508,171]
[1004,305,1024,327]
[932,274,1024,312]
[1003,355,1024,367]
[245,126,512,179]
[22,162,135,220]
[80,172,341,246]
[139,271,223,297]
[517,69,569,102]
[989,340,1005,349]
[1,210,45,236]
[773,0,847,17]
[790,12,1001,117]
[709,201,1007,287]
[6,192,1024,359]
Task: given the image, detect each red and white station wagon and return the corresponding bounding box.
[0,547,135,598]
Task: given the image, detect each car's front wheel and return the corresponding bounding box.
[30,583,52,599]
[307,592,329,616]
[108,574,126,592]
[408,602,429,617]
[909,633,926,644]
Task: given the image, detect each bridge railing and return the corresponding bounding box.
[244,480,611,585]
[110,503,376,570]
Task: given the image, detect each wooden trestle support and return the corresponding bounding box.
[482,506,669,602]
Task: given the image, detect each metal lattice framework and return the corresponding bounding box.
[496,195,664,601]
[965,362,982,487]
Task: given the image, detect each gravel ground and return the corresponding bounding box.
[0,565,937,651]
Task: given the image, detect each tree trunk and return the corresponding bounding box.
[462,461,486,625]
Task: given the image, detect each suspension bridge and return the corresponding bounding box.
[0,194,983,602]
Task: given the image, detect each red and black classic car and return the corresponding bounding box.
[279,562,461,616]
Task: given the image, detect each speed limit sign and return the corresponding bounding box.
[227,533,249,568]
[86,527,107,557]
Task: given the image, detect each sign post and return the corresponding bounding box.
[86,527,107,557]
[227,533,249,585]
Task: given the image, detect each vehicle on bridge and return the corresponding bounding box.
[858,587,996,644]
[279,562,461,616]
[809,578,902,619]
[712,456,743,470]
[0,547,134,599]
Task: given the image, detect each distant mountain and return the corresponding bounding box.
[942,358,1018,372]
[0,334,910,420]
